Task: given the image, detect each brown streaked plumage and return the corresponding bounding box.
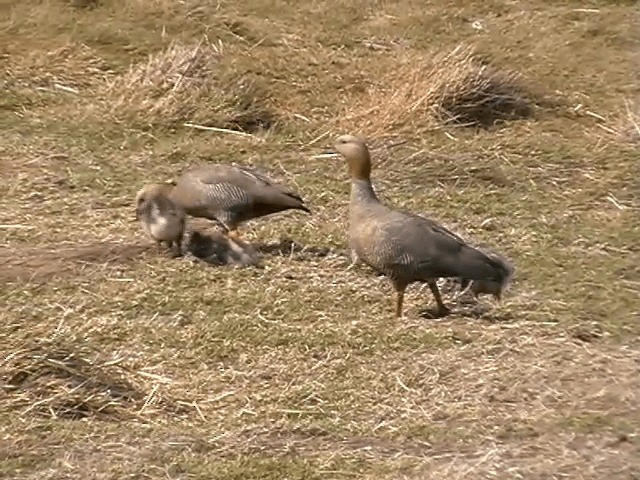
[135,183,186,257]
[167,164,310,240]
[332,134,514,318]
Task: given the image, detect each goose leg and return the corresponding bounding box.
[217,217,241,242]
[457,278,473,298]
[427,280,450,316]
[212,217,230,234]
[170,237,183,258]
[393,281,407,318]
[345,248,360,271]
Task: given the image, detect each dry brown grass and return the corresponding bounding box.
[1,0,639,478]
[2,341,179,420]
[619,100,640,145]
[93,41,274,131]
[572,98,640,148]
[338,45,534,137]
[3,43,112,89]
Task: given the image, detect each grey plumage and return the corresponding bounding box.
[460,251,515,301]
[333,134,514,318]
[168,164,310,239]
[135,183,186,257]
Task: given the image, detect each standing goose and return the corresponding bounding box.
[332,134,514,318]
[167,164,310,240]
[135,183,186,257]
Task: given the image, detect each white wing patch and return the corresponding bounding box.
[397,252,415,266]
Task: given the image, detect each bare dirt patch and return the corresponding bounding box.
[0,242,150,283]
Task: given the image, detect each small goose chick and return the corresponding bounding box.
[135,183,186,257]
[332,134,514,318]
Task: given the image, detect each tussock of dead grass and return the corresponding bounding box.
[3,43,112,89]
[97,41,274,131]
[2,341,163,420]
[340,45,533,136]
[433,48,532,126]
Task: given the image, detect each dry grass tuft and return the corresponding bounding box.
[341,45,533,136]
[4,43,112,89]
[3,342,146,420]
[98,41,274,131]
[432,47,533,127]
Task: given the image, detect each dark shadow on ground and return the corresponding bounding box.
[0,243,150,283]
[255,238,346,261]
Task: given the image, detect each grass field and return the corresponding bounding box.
[1,0,639,478]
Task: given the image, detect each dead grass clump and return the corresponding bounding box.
[434,49,532,127]
[2,343,144,420]
[99,41,274,131]
[3,43,113,90]
[341,45,533,135]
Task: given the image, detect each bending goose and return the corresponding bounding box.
[332,134,514,317]
[167,164,310,240]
